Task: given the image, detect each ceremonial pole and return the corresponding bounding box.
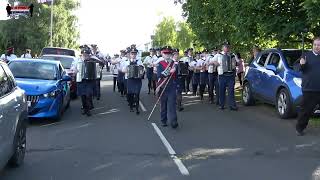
[50,0,54,47]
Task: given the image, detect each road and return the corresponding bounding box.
[1,71,320,180]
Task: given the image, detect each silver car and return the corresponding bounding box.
[0,61,27,169]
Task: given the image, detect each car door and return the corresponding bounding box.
[2,64,24,142]
[251,52,270,98]
[263,52,284,102]
[0,65,16,162]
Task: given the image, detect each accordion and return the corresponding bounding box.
[83,60,98,80]
[128,65,144,79]
[222,54,236,73]
[177,62,189,76]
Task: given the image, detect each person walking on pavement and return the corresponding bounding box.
[122,46,144,115]
[296,37,320,136]
[236,52,245,86]
[20,49,32,58]
[1,47,17,63]
[212,42,239,111]
[156,46,179,129]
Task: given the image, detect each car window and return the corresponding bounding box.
[9,61,57,80]
[282,50,303,70]
[257,53,269,67]
[41,56,74,69]
[1,63,17,88]
[267,53,281,67]
[0,65,12,97]
[41,48,75,57]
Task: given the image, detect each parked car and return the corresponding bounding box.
[8,58,72,121]
[242,48,305,119]
[0,61,27,169]
[40,47,76,57]
[40,54,78,99]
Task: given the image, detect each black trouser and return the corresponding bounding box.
[81,95,93,113]
[237,72,243,86]
[95,79,101,99]
[148,79,156,93]
[113,76,118,92]
[176,93,183,109]
[199,84,207,99]
[296,91,320,132]
[186,71,193,92]
[128,93,140,111]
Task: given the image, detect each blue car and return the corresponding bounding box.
[242,49,304,119]
[8,59,72,121]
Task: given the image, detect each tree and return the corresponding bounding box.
[0,0,79,56]
[152,16,198,52]
[175,0,320,53]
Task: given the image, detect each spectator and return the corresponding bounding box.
[236,52,245,86]
[0,47,17,63]
[21,49,32,58]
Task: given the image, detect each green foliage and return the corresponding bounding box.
[0,0,79,56]
[152,16,198,52]
[177,0,320,56]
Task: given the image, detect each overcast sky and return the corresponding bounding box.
[0,0,184,55]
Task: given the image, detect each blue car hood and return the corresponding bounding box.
[16,78,57,95]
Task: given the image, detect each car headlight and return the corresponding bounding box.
[43,90,57,98]
[293,77,302,88]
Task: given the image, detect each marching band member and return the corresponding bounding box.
[212,42,239,111]
[143,48,158,94]
[185,48,194,93]
[172,48,184,111]
[199,49,209,100]
[191,52,200,96]
[117,50,128,97]
[0,47,17,63]
[122,47,144,114]
[111,54,120,92]
[74,45,99,116]
[157,46,179,128]
[91,44,105,100]
[207,47,219,105]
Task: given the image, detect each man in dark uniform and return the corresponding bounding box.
[199,49,209,100]
[207,47,219,105]
[172,48,184,111]
[156,46,179,129]
[212,42,239,111]
[75,45,99,116]
[190,52,201,96]
[143,48,157,94]
[185,48,194,93]
[296,37,320,136]
[6,4,11,17]
[91,44,104,100]
[123,47,144,114]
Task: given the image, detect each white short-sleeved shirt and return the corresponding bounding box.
[123,59,143,79]
[1,54,17,62]
[20,53,32,58]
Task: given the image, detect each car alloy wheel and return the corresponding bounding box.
[277,91,288,116]
[9,122,26,167]
[243,85,249,104]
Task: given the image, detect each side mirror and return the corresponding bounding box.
[62,75,72,81]
[266,64,277,73]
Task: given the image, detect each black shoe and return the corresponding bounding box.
[219,106,225,110]
[209,100,213,104]
[178,107,184,111]
[296,129,305,136]
[230,107,238,111]
[136,110,140,115]
[161,122,168,127]
[172,123,179,129]
[130,108,134,112]
[148,91,150,94]
[86,111,92,116]
[81,109,86,115]
[97,97,100,100]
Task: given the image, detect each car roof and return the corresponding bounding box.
[41,54,77,59]
[41,47,75,51]
[10,58,61,65]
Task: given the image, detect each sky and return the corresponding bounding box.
[0,0,184,55]
[78,0,184,55]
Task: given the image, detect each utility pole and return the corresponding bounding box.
[50,0,54,47]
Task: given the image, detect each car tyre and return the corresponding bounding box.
[276,88,294,119]
[242,82,255,106]
[8,119,27,167]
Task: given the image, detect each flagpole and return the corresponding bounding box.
[50,0,54,47]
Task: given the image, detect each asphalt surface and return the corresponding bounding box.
[1,71,320,180]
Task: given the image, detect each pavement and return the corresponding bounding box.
[1,71,320,180]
